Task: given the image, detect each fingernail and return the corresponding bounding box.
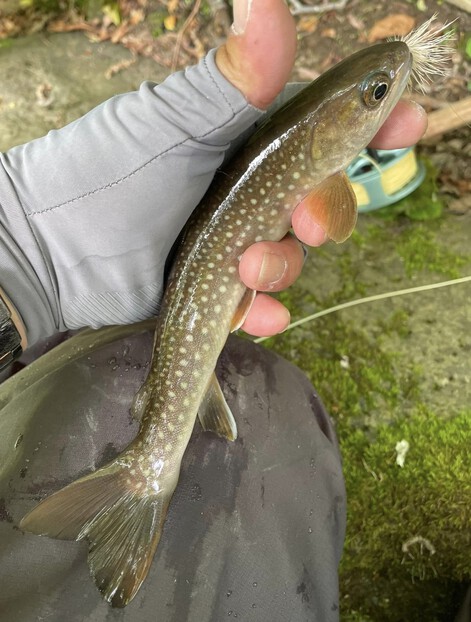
[408,100,426,115]
[258,252,287,288]
[232,0,253,35]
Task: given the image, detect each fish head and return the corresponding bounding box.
[307,40,412,174]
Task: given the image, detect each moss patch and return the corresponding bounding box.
[340,408,471,622]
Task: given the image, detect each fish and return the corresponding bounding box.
[19,18,451,608]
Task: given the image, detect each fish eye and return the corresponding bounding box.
[361,73,391,107]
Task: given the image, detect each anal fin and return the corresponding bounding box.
[198,372,237,441]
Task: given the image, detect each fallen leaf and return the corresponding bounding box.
[164,14,177,31]
[297,15,318,34]
[105,57,137,79]
[167,0,179,14]
[368,14,415,43]
[320,27,336,39]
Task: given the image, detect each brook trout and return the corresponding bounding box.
[20,28,440,607]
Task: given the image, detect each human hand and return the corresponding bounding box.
[218,0,428,337]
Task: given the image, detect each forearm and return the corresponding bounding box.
[0,48,263,346]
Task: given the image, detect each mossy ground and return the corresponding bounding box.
[262,166,471,621]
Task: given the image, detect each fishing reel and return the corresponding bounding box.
[347,147,426,212]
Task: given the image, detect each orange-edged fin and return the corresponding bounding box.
[230,289,256,332]
[198,372,237,441]
[302,171,357,243]
[20,459,176,608]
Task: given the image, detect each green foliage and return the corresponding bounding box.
[147,10,167,39]
[22,0,112,21]
[466,37,471,59]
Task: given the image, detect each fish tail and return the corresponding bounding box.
[20,460,174,608]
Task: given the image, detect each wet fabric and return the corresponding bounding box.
[0,332,346,621]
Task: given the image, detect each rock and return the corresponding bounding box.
[0,32,170,151]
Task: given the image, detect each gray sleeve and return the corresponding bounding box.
[0,48,264,346]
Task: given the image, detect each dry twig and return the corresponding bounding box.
[289,0,348,16]
[171,0,202,71]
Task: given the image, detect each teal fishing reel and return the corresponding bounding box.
[347,147,426,212]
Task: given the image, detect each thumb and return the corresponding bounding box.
[216,0,297,110]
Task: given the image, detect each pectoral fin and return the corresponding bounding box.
[302,171,357,243]
[230,289,256,332]
[198,373,237,441]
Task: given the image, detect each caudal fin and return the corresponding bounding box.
[20,462,174,607]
